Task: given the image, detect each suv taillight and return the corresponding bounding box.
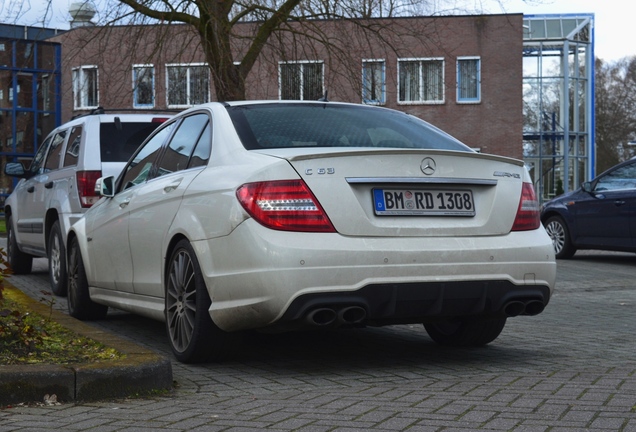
[236,180,336,232]
[512,182,540,231]
[76,171,103,208]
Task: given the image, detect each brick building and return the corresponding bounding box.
[49,14,524,159]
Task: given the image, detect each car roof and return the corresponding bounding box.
[49,112,172,132]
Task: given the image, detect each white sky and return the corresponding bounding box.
[3,0,630,62]
[488,0,631,62]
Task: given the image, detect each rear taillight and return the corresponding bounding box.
[76,170,102,208]
[512,182,540,231]
[236,180,336,232]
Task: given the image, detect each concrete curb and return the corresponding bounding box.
[0,284,173,406]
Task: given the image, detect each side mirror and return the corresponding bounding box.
[95,176,115,197]
[581,181,593,193]
[4,162,27,178]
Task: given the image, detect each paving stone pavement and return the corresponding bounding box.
[1,242,635,431]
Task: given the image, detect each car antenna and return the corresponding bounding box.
[318,90,329,102]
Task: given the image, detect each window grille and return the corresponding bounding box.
[398,59,444,103]
[279,62,324,100]
[457,58,481,103]
[362,60,385,105]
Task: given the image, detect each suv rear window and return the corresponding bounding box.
[226,103,472,152]
[100,122,163,162]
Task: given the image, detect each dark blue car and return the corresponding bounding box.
[540,158,636,258]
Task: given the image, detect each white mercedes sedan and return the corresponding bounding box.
[66,101,556,363]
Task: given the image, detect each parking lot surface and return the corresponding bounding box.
[1,242,635,431]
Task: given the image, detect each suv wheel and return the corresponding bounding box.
[6,215,33,274]
[424,317,507,346]
[48,221,68,296]
[67,236,108,320]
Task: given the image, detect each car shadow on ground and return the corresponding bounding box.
[99,311,556,374]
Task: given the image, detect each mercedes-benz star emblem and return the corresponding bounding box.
[420,157,436,175]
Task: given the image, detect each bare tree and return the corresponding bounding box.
[49,0,508,101]
[595,56,636,173]
[3,0,529,102]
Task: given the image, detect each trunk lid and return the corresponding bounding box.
[255,148,527,237]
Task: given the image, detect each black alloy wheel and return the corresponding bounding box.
[165,239,241,363]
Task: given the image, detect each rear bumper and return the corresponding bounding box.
[194,220,556,332]
[274,280,550,331]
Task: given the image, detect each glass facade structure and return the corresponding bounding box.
[522,14,594,202]
[0,37,62,202]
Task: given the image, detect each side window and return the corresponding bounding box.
[595,162,636,192]
[29,136,53,175]
[43,131,67,172]
[119,122,175,191]
[188,122,211,168]
[63,126,83,167]
[156,114,210,176]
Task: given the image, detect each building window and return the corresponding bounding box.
[166,64,210,108]
[72,66,99,109]
[133,65,155,108]
[457,57,481,103]
[362,60,385,105]
[279,61,324,100]
[41,74,51,112]
[398,58,444,104]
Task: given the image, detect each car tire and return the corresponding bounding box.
[165,239,241,363]
[6,215,33,275]
[67,236,108,320]
[424,317,507,346]
[48,221,68,296]
[544,216,576,259]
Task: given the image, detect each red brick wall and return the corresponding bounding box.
[51,14,523,158]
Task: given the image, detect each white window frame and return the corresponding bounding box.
[278,60,325,101]
[397,58,445,105]
[457,56,481,103]
[133,64,155,109]
[72,65,99,109]
[165,63,210,109]
[362,59,386,105]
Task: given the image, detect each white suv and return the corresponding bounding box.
[3,109,170,296]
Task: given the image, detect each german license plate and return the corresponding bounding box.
[373,188,475,216]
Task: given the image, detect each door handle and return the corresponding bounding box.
[45,181,54,189]
[119,198,131,209]
[164,179,182,193]
[27,186,35,193]
[614,200,626,206]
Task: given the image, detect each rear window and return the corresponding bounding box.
[226,103,472,152]
[100,122,164,162]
